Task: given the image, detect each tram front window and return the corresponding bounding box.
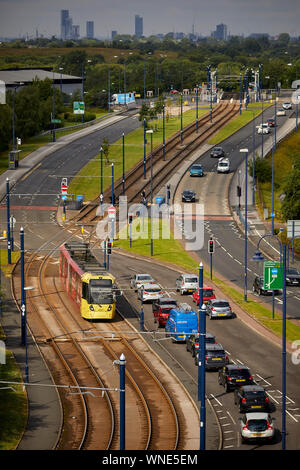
[89,279,113,305]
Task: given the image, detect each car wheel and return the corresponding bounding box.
[259,289,263,295]
[191,348,195,358]
[225,383,230,392]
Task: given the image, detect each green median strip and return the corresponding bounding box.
[208,102,272,145]
[114,216,300,345]
[67,106,210,201]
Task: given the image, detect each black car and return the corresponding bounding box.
[182,190,196,202]
[218,364,254,392]
[186,332,217,357]
[195,343,229,370]
[234,385,270,413]
[152,297,177,314]
[252,276,282,295]
[210,146,225,158]
[286,268,300,286]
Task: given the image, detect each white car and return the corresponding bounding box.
[217,157,230,173]
[276,108,286,116]
[239,412,275,443]
[282,102,292,110]
[137,283,163,302]
[130,273,155,291]
[257,123,270,134]
[176,274,198,295]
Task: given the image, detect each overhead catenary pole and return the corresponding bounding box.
[6,178,11,265]
[122,133,125,195]
[119,353,126,450]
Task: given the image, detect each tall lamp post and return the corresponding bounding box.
[240,148,249,302]
[198,262,206,450]
[146,129,153,256]
[251,234,287,450]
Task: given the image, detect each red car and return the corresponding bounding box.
[192,287,216,305]
[267,118,275,127]
[154,305,174,327]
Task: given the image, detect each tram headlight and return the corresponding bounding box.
[89,305,94,311]
[107,305,112,311]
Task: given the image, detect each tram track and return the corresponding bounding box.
[7,102,241,450]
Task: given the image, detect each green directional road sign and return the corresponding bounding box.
[263,262,283,290]
[51,119,61,124]
[73,101,85,115]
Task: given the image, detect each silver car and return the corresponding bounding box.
[206,299,233,319]
[176,274,198,295]
[239,412,275,443]
[137,283,163,303]
[130,273,155,291]
[217,157,230,173]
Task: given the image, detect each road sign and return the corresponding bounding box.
[61,184,68,196]
[287,220,300,238]
[264,262,283,290]
[73,101,85,115]
[51,119,61,124]
[108,206,116,219]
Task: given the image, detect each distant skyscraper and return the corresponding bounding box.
[61,10,69,40]
[86,21,94,39]
[135,15,143,38]
[72,25,80,40]
[213,23,228,41]
[111,30,117,39]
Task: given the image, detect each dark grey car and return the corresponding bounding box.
[286,268,300,286]
[181,190,196,202]
[194,343,229,370]
[210,146,225,158]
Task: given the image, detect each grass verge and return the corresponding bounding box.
[114,216,300,345]
[208,103,272,145]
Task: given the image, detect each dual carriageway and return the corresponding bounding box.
[1,97,300,451]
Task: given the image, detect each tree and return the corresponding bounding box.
[281,168,300,220]
[248,156,272,183]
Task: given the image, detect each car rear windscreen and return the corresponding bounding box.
[230,369,250,377]
[247,420,268,432]
[186,277,198,283]
[213,301,229,307]
[203,289,214,297]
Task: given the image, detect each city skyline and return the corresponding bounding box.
[0,0,300,39]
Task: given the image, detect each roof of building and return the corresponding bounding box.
[0,68,82,87]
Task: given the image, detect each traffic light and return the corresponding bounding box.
[208,238,214,254]
[128,214,133,224]
[107,241,112,255]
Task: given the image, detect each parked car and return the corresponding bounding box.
[286,268,300,286]
[252,276,282,295]
[276,108,286,116]
[176,274,198,295]
[234,385,270,413]
[190,163,204,177]
[206,299,233,319]
[218,364,254,392]
[210,146,225,158]
[165,304,198,342]
[192,287,216,305]
[217,157,230,173]
[257,123,270,134]
[130,273,155,291]
[267,118,275,127]
[153,304,174,327]
[239,412,275,443]
[181,189,196,202]
[137,283,163,302]
[282,102,292,110]
[194,343,229,370]
[186,332,217,356]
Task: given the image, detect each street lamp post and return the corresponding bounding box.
[198,262,206,450]
[252,113,256,206]
[52,70,56,142]
[180,93,183,144]
[111,163,114,206]
[196,87,199,133]
[146,129,153,256]
[143,119,147,179]
[122,133,125,195]
[251,234,287,450]
[6,178,11,265]
[100,147,103,198]
[163,105,166,161]
[240,148,249,302]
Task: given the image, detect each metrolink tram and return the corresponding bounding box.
[59,241,117,320]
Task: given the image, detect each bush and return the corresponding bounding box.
[248,156,272,183]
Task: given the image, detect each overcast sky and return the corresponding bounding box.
[1,0,300,39]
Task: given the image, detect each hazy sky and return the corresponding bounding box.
[1,0,300,39]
